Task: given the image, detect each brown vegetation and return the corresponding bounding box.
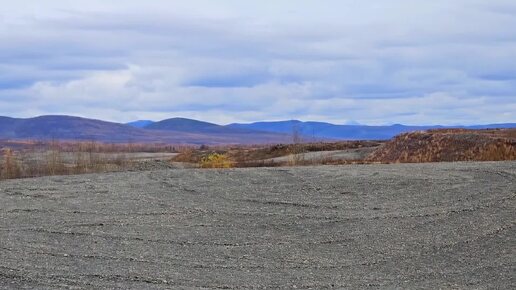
[1,148,21,179]
[0,139,179,153]
[2,128,514,179]
[172,140,383,167]
[0,141,178,180]
[367,129,516,163]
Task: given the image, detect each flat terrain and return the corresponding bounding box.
[0,152,179,164]
[1,162,515,289]
[264,147,377,163]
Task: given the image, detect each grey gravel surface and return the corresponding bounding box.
[264,147,377,163]
[1,162,515,289]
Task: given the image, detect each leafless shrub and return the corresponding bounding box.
[46,141,68,175]
[287,125,305,166]
[0,141,152,180]
[1,148,22,179]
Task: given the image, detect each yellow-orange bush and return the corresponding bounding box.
[200,153,233,168]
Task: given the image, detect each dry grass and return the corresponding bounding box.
[172,129,516,168]
[172,140,383,168]
[367,129,516,163]
[0,148,126,180]
[3,128,513,178]
[0,139,180,153]
[0,140,178,180]
[0,148,22,179]
[173,146,197,162]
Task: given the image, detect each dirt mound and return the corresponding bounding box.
[367,128,516,163]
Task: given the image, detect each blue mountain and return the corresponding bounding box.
[145,117,262,134]
[227,120,516,140]
[126,120,155,128]
[0,115,290,144]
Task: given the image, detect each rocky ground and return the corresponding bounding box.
[0,161,515,289]
[263,147,377,163]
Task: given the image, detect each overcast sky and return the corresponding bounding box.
[1,0,515,125]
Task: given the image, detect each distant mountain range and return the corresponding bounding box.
[227,120,516,140]
[129,118,516,141]
[144,118,260,135]
[0,116,289,144]
[0,115,514,144]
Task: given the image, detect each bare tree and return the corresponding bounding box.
[288,124,305,166]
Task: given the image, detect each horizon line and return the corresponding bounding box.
[1,114,515,128]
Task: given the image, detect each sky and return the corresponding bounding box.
[0,0,515,125]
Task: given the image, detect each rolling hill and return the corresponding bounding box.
[0,116,289,144]
[145,117,259,134]
[1,115,514,144]
[0,115,149,142]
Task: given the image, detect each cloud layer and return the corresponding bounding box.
[1,0,515,125]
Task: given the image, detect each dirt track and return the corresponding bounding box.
[1,162,515,289]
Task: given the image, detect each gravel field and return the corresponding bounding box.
[264,147,377,163]
[1,162,515,289]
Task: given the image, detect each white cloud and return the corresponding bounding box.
[0,0,515,125]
